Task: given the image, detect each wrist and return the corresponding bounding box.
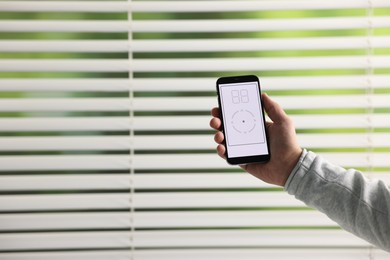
[280,148,304,187]
[283,148,307,188]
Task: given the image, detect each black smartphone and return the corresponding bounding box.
[216,75,270,165]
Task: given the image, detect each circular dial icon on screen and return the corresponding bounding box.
[231,109,256,134]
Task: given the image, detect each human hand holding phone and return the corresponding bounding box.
[210,92,302,187]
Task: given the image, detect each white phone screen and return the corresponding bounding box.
[218,81,269,158]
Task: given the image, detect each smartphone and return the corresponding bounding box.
[216,75,270,165]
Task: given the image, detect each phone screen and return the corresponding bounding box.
[217,76,270,164]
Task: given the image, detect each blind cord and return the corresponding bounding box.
[128,0,135,259]
[366,0,375,258]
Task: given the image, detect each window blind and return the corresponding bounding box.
[0,0,390,259]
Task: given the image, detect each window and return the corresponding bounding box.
[0,1,390,259]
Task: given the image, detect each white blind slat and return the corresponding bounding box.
[1,17,389,33]
[134,230,368,248]
[0,117,130,132]
[2,1,390,13]
[0,136,131,151]
[0,98,129,112]
[132,56,390,72]
[130,75,390,92]
[1,249,386,260]
[0,230,368,250]
[0,79,129,92]
[0,155,130,171]
[0,174,132,191]
[131,17,390,32]
[1,56,389,72]
[0,173,272,191]
[0,211,335,231]
[134,153,378,169]
[0,2,128,12]
[0,231,131,251]
[0,251,132,260]
[0,192,303,211]
[0,59,128,72]
[131,0,390,12]
[0,40,128,53]
[0,194,131,211]
[5,171,390,191]
[2,37,390,53]
[132,36,390,52]
[0,21,127,33]
[0,152,383,172]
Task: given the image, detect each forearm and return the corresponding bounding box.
[285,150,390,252]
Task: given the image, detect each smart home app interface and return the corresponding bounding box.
[219,81,268,158]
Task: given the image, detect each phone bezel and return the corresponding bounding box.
[216,75,271,165]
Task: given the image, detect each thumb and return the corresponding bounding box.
[262,93,287,124]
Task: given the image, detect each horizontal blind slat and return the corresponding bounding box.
[0,79,129,92]
[4,171,390,191]
[0,173,272,191]
[0,231,131,251]
[134,211,336,228]
[0,194,131,211]
[0,212,131,231]
[135,230,368,248]
[0,1,127,12]
[0,174,132,191]
[131,36,390,52]
[1,249,385,260]
[1,75,388,92]
[132,56,390,72]
[1,17,389,33]
[0,40,128,53]
[2,1,390,12]
[0,251,131,260]
[0,211,335,231]
[131,0,390,12]
[0,21,127,33]
[0,230,368,250]
[0,136,131,151]
[0,98,129,112]
[131,17,390,33]
[0,59,128,72]
[0,153,383,171]
[1,56,389,72]
[5,0,390,12]
[0,155,130,171]
[0,117,130,131]
[0,192,304,211]
[131,75,390,91]
[3,37,389,53]
[133,153,376,169]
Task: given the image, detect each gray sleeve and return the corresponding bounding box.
[284,149,390,252]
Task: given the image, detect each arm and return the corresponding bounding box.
[210,93,390,251]
[285,149,390,252]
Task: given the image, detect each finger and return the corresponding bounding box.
[216,144,226,159]
[209,117,222,130]
[214,131,224,144]
[262,93,288,124]
[211,107,220,117]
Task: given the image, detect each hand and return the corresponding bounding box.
[210,93,302,187]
